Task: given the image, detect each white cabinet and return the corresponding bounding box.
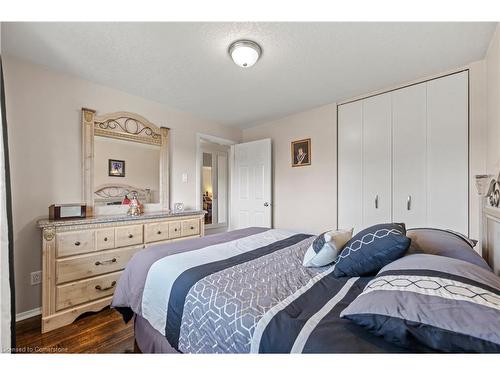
[426,72,468,234]
[338,71,469,235]
[362,94,392,227]
[338,101,363,232]
[392,82,427,228]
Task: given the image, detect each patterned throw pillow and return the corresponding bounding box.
[340,254,500,353]
[302,229,353,267]
[333,223,410,277]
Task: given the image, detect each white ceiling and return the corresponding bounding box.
[2,22,497,128]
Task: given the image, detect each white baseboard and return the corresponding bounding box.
[16,307,41,322]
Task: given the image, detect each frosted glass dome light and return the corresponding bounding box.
[228,40,262,68]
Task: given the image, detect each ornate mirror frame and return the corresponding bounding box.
[82,108,170,216]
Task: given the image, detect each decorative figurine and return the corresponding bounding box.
[127,191,144,216]
[121,194,131,205]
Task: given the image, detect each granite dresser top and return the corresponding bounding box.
[37,210,206,228]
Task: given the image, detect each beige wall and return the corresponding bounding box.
[243,63,488,240]
[243,103,337,234]
[3,57,242,314]
[486,24,500,175]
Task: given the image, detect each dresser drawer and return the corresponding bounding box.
[96,228,115,250]
[56,230,95,257]
[181,219,200,237]
[56,271,122,311]
[169,221,181,239]
[56,246,140,284]
[116,224,143,248]
[144,222,170,243]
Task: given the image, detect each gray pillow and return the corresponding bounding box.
[406,228,491,271]
[340,254,500,353]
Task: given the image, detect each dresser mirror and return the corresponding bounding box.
[82,108,170,216]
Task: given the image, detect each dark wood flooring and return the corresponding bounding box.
[15,307,138,353]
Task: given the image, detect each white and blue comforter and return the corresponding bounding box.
[112,227,412,353]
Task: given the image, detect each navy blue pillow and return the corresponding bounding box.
[333,223,410,277]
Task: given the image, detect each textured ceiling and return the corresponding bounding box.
[2,22,496,128]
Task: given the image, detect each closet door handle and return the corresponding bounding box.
[375,195,379,209]
[407,195,412,211]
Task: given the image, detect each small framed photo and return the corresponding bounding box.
[291,138,311,167]
[108,159,125,177]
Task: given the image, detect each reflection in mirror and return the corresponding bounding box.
[202,152,213,224]
[93,135,160,206]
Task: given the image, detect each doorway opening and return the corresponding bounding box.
[198,136,232,234]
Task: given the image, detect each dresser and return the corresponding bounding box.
[37,210,205,333]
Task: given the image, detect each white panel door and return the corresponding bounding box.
[362,93,392,228]
[338,101,363,232]
[231,139,272,229]
[392,83,427,228]
[426,71,468,234]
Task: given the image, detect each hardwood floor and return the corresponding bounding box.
[15,307,138,353]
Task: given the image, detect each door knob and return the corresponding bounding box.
[264,202,269,207]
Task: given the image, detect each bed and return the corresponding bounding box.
[112,174,500,353]
[112,227,431,353]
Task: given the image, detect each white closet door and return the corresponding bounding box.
[392,83,427,228]
[362,94,392,228]
[338,101,363,232]
[426,72,468,234]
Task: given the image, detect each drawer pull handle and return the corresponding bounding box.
[174,228,178,232]
[104,237,108,242]
[95,281,116,291]
[74,241,81,246]
[157,231,162,235]
[190,226,194,230]
[128,234,134,238]
[95,258,117,266]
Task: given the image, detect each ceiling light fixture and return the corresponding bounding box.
[228,40,262,68]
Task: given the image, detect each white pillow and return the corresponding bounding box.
[303,229,353,267]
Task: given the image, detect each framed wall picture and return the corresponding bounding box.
[108,159,125,177]
[291,138,311,167]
